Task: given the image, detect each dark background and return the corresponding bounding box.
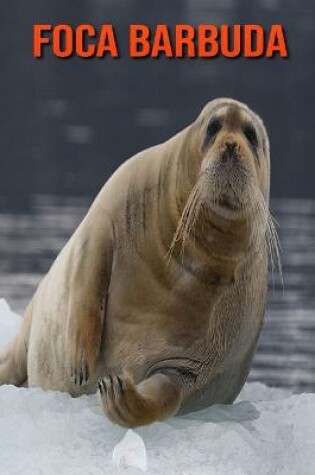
[1,0,315,211]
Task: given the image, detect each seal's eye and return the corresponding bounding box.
[207,118,222,139]
[244,124,258,149]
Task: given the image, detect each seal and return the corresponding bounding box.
[0,98,279,427]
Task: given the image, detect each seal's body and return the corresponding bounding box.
[0,98,274,427]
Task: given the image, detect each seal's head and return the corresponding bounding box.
[172,98,280,270]
[194,98,270,219]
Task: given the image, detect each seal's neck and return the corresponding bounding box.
[199,206,255,261]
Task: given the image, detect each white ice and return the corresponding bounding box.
[0,298,315,475]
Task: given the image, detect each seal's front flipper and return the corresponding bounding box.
[98,371,182,428]
[67,212,114,386]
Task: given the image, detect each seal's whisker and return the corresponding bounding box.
[267,214,284,289]
[179,184,203,262]
[249,184,283,288]
[167,178,204,264]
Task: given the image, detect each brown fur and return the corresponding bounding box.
[0,98,274,427]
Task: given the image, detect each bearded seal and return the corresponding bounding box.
[0,98,279,427]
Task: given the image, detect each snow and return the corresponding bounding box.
[1,299,315,475]
[113,430,147,471]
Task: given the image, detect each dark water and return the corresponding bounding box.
[0,195,314,392]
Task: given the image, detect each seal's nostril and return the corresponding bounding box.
[221,141,238,163]
[226,141,237,155]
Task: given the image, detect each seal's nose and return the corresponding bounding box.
[221,140,238,164]
[225,140,237,157]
